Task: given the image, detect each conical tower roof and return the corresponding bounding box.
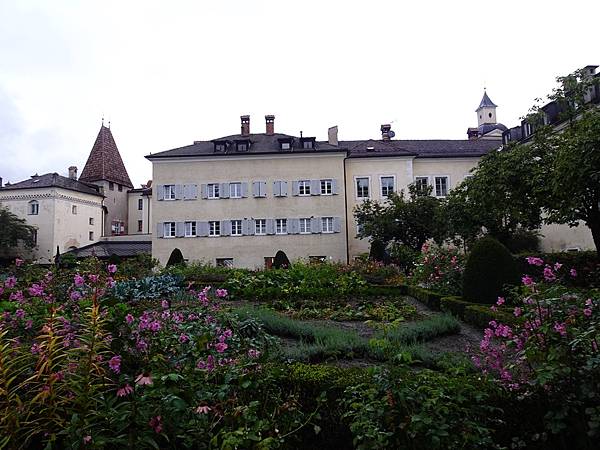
[79,125,133,188]
[476,91,498,111]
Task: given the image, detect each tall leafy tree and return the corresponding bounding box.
[354,184,442,252]
[0,205,37,251]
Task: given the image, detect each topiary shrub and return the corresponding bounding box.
[463,237,519,304]
[273,250,290,269]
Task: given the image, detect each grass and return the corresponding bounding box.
[233,307,463,365]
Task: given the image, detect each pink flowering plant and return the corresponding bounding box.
[473,256,600,441]
[410,242,465,295]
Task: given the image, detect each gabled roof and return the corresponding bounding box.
[79,125,133,188]
[343,139,502,158]
[477,91,498,110]
[0,173,103,196]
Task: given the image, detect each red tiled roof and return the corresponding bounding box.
[79,125,133,188]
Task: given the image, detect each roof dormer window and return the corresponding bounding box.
[277,137,293,151]
[214,141,227,152]
[300,137,316,149]
[235,140,250,152]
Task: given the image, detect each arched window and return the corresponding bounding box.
[28,200,39,215]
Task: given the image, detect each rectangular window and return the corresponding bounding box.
[29,201,39,215]
[109,182,114,191]
[208,184,220,199]
[184,221,196,237]
[118,184,123,192]
[415,177,429,193]
[321,217,334,233]
[236,143,248,152]
[281,142,291,150]
[89,231,94,241]
[356,177,370,198]
[89,217,94,225]
[231,220,242,236]
[215,143,226,152]
[320,179,332,195]
[302,140,313,149]
[209,220,220,236]
[276,218,287,234]
[434,176,449,197]
[255,219,267,235]
[138,198,143,210]
[111,220,125,235]
[216,258,234,268]
[164,184,176,200]
[299,218,311,234]
[71,205,77,215]
[380,176,394,197]
[137,220,143,232]
[164,222,176,238]
[298,180,311,196]
[230,183,242,198]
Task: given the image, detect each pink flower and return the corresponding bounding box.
[553,262,563,271]
[31,343,41,354]
[195,405,211,414]
[521,275,534,286]
[15,309,25,319]
[108,355,121,374]
[4,277,17,289]
[135,372,153,386]
[553,322,567,337]
[88,274,99,283]
[178,334,189,344]
[83,435,92,444]
[496,297,505,306]
[543,266,556,282]
[216,288,228,298]
[107,264,117,274]
[513,307,522,317]
[570,268,577,277]
[149,321,161,332]
[149,415,162,434]
[15,258,24,267]
[585,299,592,307]
[117,383,134,397]
[70,291,82,301]
[248,349,260,359]
[74,274,85,287]
[28,284,44,297]
[214,342,228,353]
[526,256,544,266]
[161,300,170,309]
[125,314,134,324]
[583,308,592,317]
[25,320,33,329]
[9,291,24,302]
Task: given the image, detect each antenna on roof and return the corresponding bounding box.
[101,116,104,126]
[108,120,111,129]
[300,131,303,138]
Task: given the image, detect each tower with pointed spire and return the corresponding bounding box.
[79,123,133,236]
[467,90,507,140]
[476,90,498,126]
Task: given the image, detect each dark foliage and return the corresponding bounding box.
[166,248,184,267]
[273,250,290,269]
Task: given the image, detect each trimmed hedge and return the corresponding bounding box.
[406,285,443,310]
[464,304,517,329]
[440,296,473,318]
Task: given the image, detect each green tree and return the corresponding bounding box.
[0,205,37,251]
[354,184,442,252]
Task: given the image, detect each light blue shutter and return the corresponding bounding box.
[183,184,190,199]
[175,185,184,200]
[333,217,342,233]
[201,184,208,199]
[197,221,209,237]
[288,218,299,234]
[175,222,185,237]
[266,219,275,235]
[292,181,299,196]
[310,180,320,195]
[221,220,231,236]
[156,222,164,238]
[190,184,198,199]
[241,182,248,198]
[273,181,281,197]
[332,179,339,195]
[220,183,229,199]
[157,186,165,201]
[311,217,322,234]
[252,182,260,197]
[242,219,254,235]
[280,181,288,197]
[259,181,267,197]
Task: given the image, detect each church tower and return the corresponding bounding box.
[476,90,498,126]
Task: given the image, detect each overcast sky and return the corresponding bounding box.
[1,0,598,187]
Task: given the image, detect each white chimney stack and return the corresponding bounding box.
[328,126,338,146]
[68,166,78,180]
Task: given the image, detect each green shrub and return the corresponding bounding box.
[515,251,600,288]
[369,240,388,263]
[440,296,473,318]
[505,229,541,253]
[406,285,443,309]
[463,237,519,304]
[379,314,461,345]
[463,304,517,329]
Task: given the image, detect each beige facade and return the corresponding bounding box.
[92,180,129,236]
[0,187,103,264]
[128,190,152,235]
[152,153,347,268]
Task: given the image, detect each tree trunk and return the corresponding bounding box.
[589,220,600,258]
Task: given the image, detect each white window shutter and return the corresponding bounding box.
[175,222,185,237]
[292,181,299,196]
[280,181,288,197]
[259,181,267,197]
[288,218,299,234]
[310,180,320,195]
[253,182,260,197]
[201,184,208,199]
[311,217,322,234]
[190,184,198,199]
[183,184,190,199]
[241,182,248,198]
[175,185,184,200]
[220,183,230,199]
[273,181,281,197]
[156,222,164,237]
[333,217,342,233]
[242,219,254,235]
[221,220,232,236]
[157,185,164,201]
[266,218,275,235]
[332,179,339,195]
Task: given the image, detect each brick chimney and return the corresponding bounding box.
[265,115,275,135]
[380,124,392,141]
[68,166,78,180]
[328,126,338,146]
[241,115,250,136]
